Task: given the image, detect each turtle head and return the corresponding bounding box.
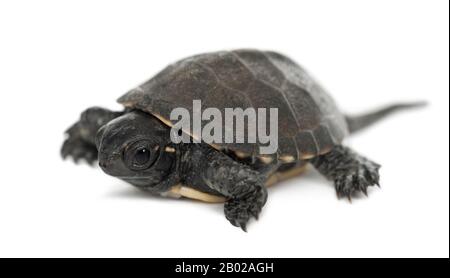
[95,110,177,193]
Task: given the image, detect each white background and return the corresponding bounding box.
[0,0,448,258]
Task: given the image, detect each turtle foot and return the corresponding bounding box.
[311,145,381,201]
[334,158,381,201]
[61,135,98,165]
[224,186,267,232]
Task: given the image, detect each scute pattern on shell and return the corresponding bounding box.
[118,49,349,161]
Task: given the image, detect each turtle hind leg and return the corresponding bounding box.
[310,145,381,200]
[61,107,122,165]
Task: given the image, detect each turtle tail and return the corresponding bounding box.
[345,101,427,134]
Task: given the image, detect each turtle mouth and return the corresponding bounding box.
[120,176,160,188]
[97,151,122,172]
[119,176,153,181]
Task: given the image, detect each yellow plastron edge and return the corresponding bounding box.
[165,164,308,203]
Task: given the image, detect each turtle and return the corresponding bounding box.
[61,49,425,231]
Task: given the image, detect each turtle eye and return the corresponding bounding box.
[124,141,159,170]
[135,147,151,165]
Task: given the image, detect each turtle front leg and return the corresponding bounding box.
[61,107,123,164]
[310,145,381,200]
[184,145,268,231]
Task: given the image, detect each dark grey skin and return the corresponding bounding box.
[62,104,421,231]
[63,109,267,229]
[62,50,425,231]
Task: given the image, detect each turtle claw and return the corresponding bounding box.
[362,187,368,197]
[229,220,248,232]
[239,222,248,232]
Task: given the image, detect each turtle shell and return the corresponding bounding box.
[118,49,349,162]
